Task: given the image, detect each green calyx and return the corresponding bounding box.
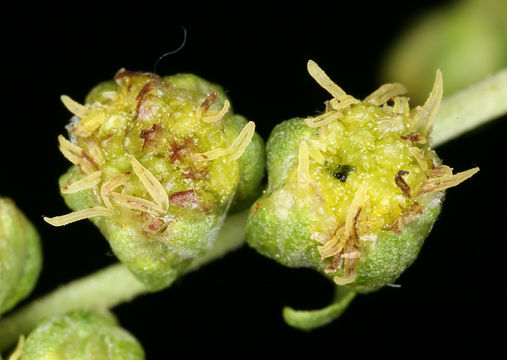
[45,71,264,291]
[20,310,144,360]
[246,60,478,329]
[0,198,42,315]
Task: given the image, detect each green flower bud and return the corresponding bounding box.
[246,60,478,329]
[19,310,144,359]
[381,0,507,103]
[0,198,42,315]
[44,70,265,291]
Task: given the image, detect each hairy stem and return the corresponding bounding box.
[433,69,507,147]
[0,210,248,353]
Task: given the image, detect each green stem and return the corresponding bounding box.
[282,286,356,331]
[0,210,249,353]
[433,69,507,147]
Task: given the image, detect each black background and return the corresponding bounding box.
[2,1,505,358]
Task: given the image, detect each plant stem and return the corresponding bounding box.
[433,69,507,147]
[0,210,249,353]
[282,287,356,331]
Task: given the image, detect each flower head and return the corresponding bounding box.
[246,60,478,328]
[44,71,265,290]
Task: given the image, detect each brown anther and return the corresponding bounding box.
[169,189,214,211]
[136,94,161,121]
[135,81,162,121]
[140,124,165,152]
[169,137,196,163]
[136,81,157,101]
[325,253,343,274]
[140,213,168,235]
[395,170,411,198]
[352,207,362,242]
[182,163,209,181]
[200,91,218,113]
[82,151,99,173]
[169,190,199,208]
[148,217,166,232]
[401,134,421,142]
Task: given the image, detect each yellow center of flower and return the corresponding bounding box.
[45,71,255,231]
[287,60,478,285]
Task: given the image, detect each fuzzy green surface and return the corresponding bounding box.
[21,310,144,360]
[264,118,314,193]
[344,192,442,293]
[246,115,443,292]
[60,168,191,291]
[0,198,42,315]
[247,190,442,293]
[58,72,264,291]
[247,196,317,267]
[246,118,318,266]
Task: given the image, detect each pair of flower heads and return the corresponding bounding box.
[42,60,477,328]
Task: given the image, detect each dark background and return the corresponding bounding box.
[2,1,505,358]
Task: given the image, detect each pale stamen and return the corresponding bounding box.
[303,111,343,128]
[100,173,130,209]
[86,139,105,167]
[393,96,410,115]
[58,135,98,175]
[416,167,479,196]
[43,206,112,227]
[307,60,346,99]
[408,147,430,171]
[305,60,360,128]
[318,184,368,285]
[344,183,367,242]
[426,165,453,178]
[109,192,165,217]
[318,226,346,259]
[129,155,169,211]
[333,270,357,286]
[61,171,102,194]
[414,70,443,136]
[193,121,255,161]
[341,251,361,259]
[330,95,360,111]
[364,83,408,106]
[61,95,90,118]
[202,99,230,123]
[74,111,105,137]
